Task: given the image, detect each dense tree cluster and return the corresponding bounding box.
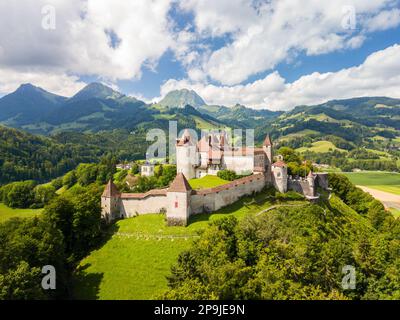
[328,173,394,230]
[277,147,313,177]
[0,126,104,184]
[302,150,399,172]
[0,180,56,209]
[163,189,400,300]
[217,170,238,181]
[0,182,105,299]
[128,165,177,193]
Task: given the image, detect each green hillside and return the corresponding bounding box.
[72,189,306,299]
[158,89,205,108]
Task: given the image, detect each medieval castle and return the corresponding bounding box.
[101,130,328,226]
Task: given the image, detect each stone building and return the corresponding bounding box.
[101,130,329,226]
[176,130,274,179]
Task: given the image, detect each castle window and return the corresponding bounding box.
[175,201,178,208]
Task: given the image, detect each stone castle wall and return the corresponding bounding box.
[190,174,266,214]
[288,179,314,197]
[119,190,168,218]
[105,174,268,223]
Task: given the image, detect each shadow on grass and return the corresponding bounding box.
[96,222,120,249]
[72,263,103,300]
[187,188,276,226]
[71,223,120,300]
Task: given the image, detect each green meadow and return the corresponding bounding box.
[343,171,400,195]
[189,175,229,190]
[297,140,347,153]
[72,190,308,300]
[0,203,42,223]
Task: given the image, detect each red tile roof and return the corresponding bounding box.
[120,189,167,199]
[168,173,192,192]
[102,180,120,197]
[272,160,286,168]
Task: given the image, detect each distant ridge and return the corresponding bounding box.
[69,82,125,102]
[158,89,206,108]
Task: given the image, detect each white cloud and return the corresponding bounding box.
[178,0,400,85]
[0,68,86,97]
[160,44,400,111]
[0,0,174,94]
[366,8,400,32]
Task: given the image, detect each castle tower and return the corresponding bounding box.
[271,160,288,193]
[167,173,192,226]
[307,171,316,197]
[263,134,273,164]
[101,179,121,223]
[176,129,197,179]
[263,134,273,182]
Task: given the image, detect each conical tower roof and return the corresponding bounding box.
[168,173,192,193]
[263,134,272,147]
[102,179,120,197]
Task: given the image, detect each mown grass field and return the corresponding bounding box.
[297,140,347,153]
[343,171,400,195]
[0,203,42,223]
[189,175,229,190]
[72,190,307,300]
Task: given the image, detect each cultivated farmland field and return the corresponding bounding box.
[343,171,400,195]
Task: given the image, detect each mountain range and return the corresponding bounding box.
[0,82,280,135]
[0,82,399,156]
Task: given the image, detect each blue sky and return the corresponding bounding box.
[0,0,400,110]
[123,26,400,100]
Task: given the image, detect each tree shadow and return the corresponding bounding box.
[187,190,274,226]
[71,263,103,300]
[96,222,120,249]
[71,222,120,300]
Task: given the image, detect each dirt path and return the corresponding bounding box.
[256,203,309,216]
[358,186,400,211]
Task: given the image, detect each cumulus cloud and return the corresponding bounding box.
[0,0,174,94]
[365,8,400,32]
[160,44,400,110]
[0,68,86,97]
[178,0,400,85]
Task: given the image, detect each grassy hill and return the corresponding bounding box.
[271,97,400,154]
[297,140,347,153]
[72,189,308,299]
